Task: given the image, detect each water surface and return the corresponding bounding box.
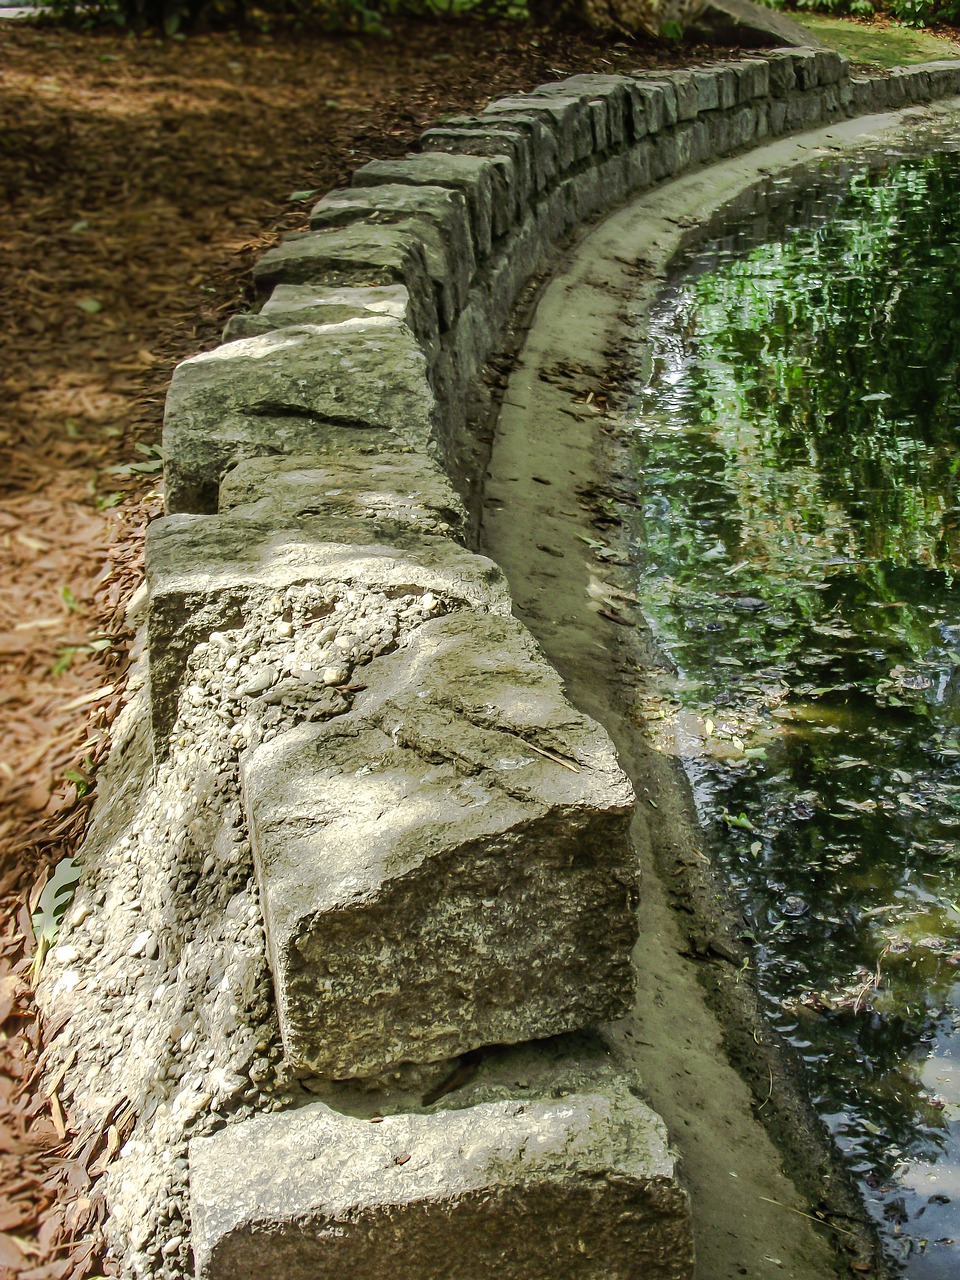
[623,148,960,1276]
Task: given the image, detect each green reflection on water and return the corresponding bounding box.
[625,152,960,1276]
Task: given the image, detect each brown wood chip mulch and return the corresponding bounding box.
[0,18,743,1276]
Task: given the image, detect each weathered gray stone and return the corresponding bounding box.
[667,69,701,122]
[630,77,679,130]
[162,318,439,514]
[529,75,637,150]
[242,610,637,1076]
[308,184,476,321]
[146,514,508,750]
[689,0,822,48]
[418,127,532,214]
[790,47,820,91]
[927,60,960,98]
[718,64,740,111]
[482,217,543,333]
[651,131,679,181]
[631,80,674,134]
[691,68,720,114]
[733,57,771,102]
[674,121,696,174]
[251,225,439,345]
[352,154,504,256]
[765,48,799,97]
[768,97,789,135]
[190,1079,692,1280]
[223,283,412,343]
[482,94,594,173]
[814,47,845,86]
[218,450,466,541]
[437,112,558,192]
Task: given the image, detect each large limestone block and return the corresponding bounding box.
[418,126,533,213]
[223,283,412,342]
[251,225,439,343]
[241,611,637,1077]
[634,68,700,121]
[483,94,594,171]
[352,153,508,254]
[145,509,508,751]
[217,451,466,539]
[161,318,438,514]
[190,1083,693,1280]
[532,74,646,148]
[308,184,476,319]
[437,112,559,191]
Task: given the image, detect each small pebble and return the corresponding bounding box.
[236,666,279,697]
[129,930,155,959]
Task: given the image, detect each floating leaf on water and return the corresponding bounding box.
[721,809,757,832]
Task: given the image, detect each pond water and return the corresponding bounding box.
[622,147,960,1277]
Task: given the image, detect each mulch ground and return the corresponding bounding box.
[0,16,742,1276]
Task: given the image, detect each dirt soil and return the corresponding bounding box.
[0,16,754,1278]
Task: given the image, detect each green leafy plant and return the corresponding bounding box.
[107,442,164,478]
[31,857,82,978]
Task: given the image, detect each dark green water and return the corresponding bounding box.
[624,149,960,1277]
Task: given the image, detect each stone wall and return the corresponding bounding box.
[37,49,960,1280]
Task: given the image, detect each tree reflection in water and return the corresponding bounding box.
[623,148,960,1277]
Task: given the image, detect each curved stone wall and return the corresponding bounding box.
[37,49,960,1280]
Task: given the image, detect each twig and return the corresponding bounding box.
[524,741,582,773]
[758,1196,859,1238]
[757,1064,774,1112]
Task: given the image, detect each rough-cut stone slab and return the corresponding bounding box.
[418,127,532,214]
[539,73,647,147]
[241,610,637,1077]
[732,57,772,102]
[309,184,476,317]
[250,225,439,344]
[635,68,699,122]
[223,283,411,342]
[483,94,594,171]
[438,112,559,191]
[162,317,438,514]
[352,154,505,255]
[190,1078,691,1280]
[145,503,508,750]
[217,450,466,539]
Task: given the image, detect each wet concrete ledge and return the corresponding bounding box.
[35,52,960,1280]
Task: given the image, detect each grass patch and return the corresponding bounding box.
[792,12,960,65]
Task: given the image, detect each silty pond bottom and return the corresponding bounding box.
[620,140,960,1277]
